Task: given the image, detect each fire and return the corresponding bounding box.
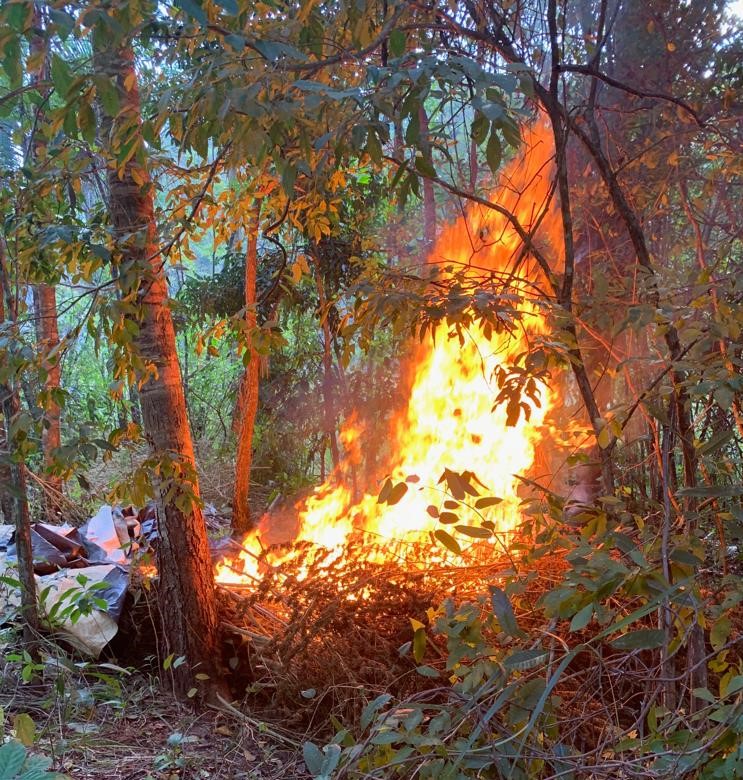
[216,122,561,585]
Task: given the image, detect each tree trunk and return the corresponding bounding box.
[33,283,62,519]
[28,6,63,520]
[0,240,39,647]
[418,106,436,252]
[311,251,339,470]
[129,381,142,426]
[2,389,39,647]
[95,44,221,697]
[0,246,12,523]
[232,202,262,535]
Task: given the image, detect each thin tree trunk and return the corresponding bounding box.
[0,244,11,523]
[232,202,262,535]
[418,106,437,252]
[28,5,62,519]
[33,283,62,518]
[95,44,221,698]
[468,134,479,194]
[311,251,339,470]
[0,241,39,648]
[546,0,614,494]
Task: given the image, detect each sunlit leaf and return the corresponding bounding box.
[610,629,666,651]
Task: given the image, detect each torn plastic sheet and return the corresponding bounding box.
[0,506,142,657]
[36,564,126,656]
[79,505,131,564]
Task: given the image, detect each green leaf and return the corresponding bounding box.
[669,548,703,566]
[370,730,399,745]
[610,629,666,651]
[570,603,594,632]
[303,741,323,775]
[501,117,521,147]
[360,694,392,731]
[413,627,426,663]
[253,40,281,61]
[597,424,613,449]
[504,648,549,671]
[490,586,524,638]
[215,0,238,13]
[433,529,461,555]
[365,129,382,163]
[405,110,420,145]
[480,102,504,121]
[0,740,26,777]
[415,665,440,678]
[225,33,246,51]
[2,37,22,88]
[280,162,297,194]
[711,616,731,651]
[691,687,716,704]
[485,127,502,173]
[320,744,341,776]
[50,53,73,98]
[698,429,734,456]
[471,112,489,145]
[95,76,120,117]
[77,101,96,144]
[388,28,406,57]
[5,2,32,31]
[13,713,36,747]
[49,8,75,39]
[175,0,207,24]
[414,155,436,178]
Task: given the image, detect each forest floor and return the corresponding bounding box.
[1,671,309,779]
[1,481,313,780]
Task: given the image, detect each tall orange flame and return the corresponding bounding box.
[217,122,561,584]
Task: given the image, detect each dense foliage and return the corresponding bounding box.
[0,0,742,777]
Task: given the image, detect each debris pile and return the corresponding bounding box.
[217,540,496,727]
[0,504,156,655]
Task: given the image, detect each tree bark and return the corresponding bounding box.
[0,284,13,524]
[547,0,614,496]
[28,5,63,519]
[33,283,62,519]
[95,44,221,697]
[232,202,262,535]
[311,251,340,470]
[0,240,39,647]
[418,106,437,252]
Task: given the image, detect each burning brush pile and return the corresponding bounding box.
[217,123,562,589]
[212,124,573,722]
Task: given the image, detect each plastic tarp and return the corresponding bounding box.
[0,506,137,657]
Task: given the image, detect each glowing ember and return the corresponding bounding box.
[216,122,561,585]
